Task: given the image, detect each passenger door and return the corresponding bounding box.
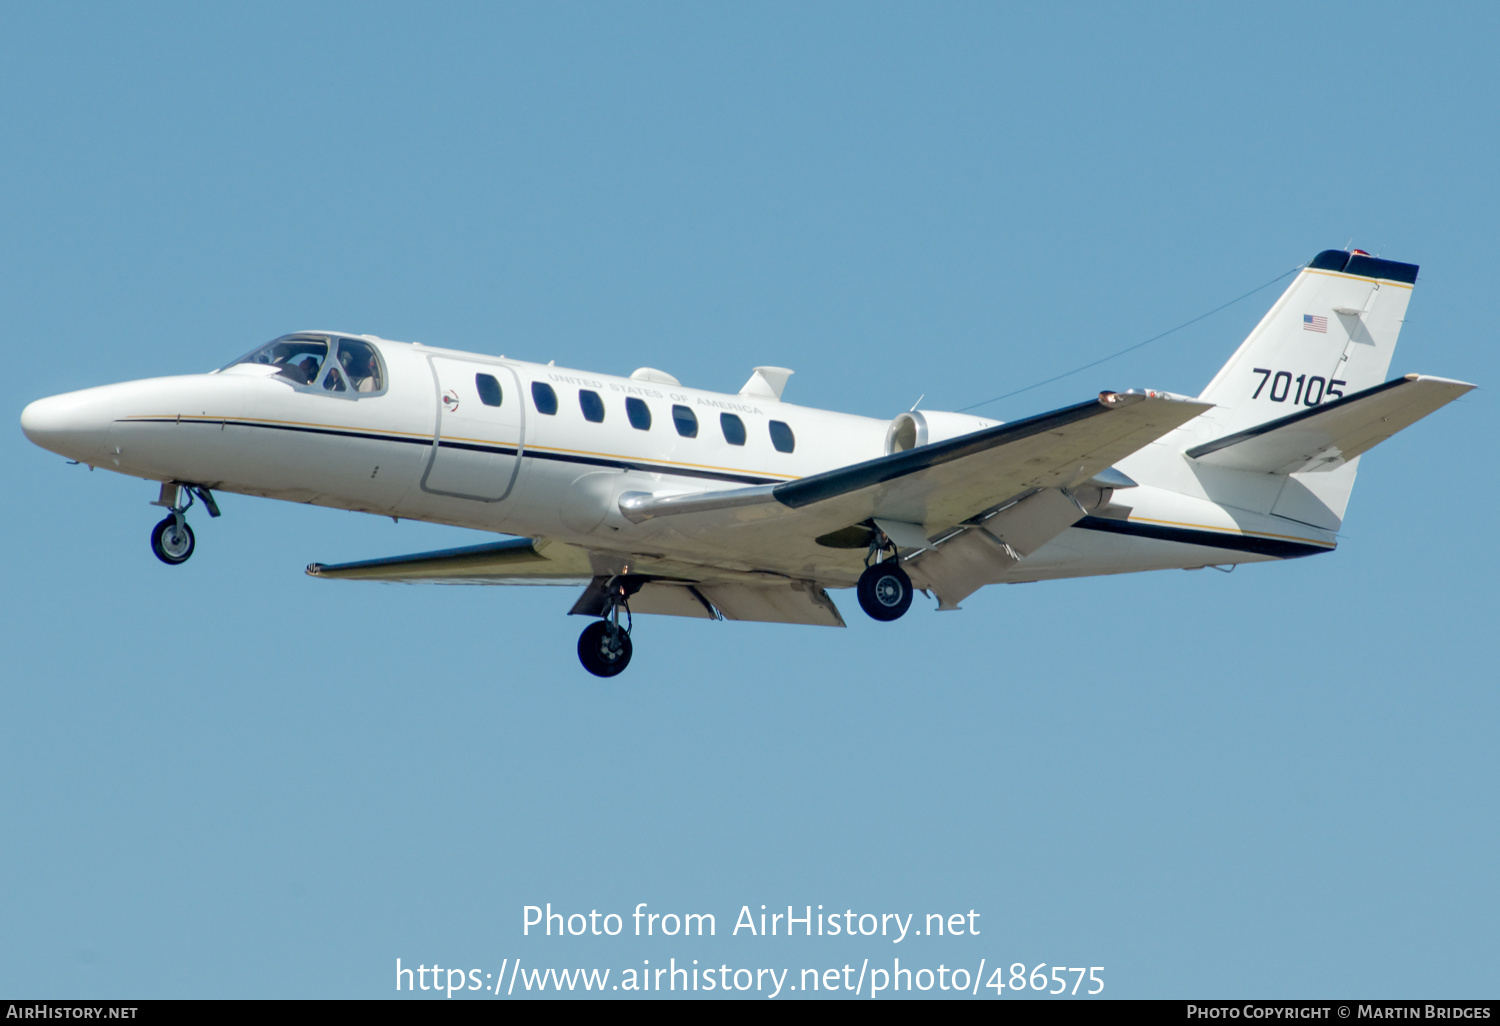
[421,357,524,502]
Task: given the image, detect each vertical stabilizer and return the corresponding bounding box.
[1194,250,1420,531]
[1198,250,1418,435]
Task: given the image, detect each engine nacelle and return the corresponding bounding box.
[884,410,1002,454]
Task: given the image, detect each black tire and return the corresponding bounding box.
[857,562,913,621]
[577,620,633,677]
[150,516,195,565]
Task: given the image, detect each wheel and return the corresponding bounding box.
[857,562,913,621]
[577,620,633,677]
[150,516,195,565]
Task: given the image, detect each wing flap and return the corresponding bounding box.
[1187,374,1475,473]
[569,574,844,626]
[906,487,1086,608]
[697,581,846,627]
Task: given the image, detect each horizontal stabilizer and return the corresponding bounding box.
[1187,374,1474,474]
[306,537,593,584]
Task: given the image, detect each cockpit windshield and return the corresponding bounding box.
[221,334,384,395]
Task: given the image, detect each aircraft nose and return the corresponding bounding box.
[20,389,116,463]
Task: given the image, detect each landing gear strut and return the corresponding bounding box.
[577,578,635,677]
[148,482,219,566]
[857,529,913,621]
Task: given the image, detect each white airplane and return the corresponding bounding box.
[20,249,1473,676]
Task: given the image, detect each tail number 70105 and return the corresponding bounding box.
[1251,368,1345,407]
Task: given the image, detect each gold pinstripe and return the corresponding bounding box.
[1302,268,1415,289]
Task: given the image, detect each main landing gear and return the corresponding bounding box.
[857,530,913,622]
[148,482,219,566]
[577,578,635,677]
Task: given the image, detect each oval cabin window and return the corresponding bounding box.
[626,397,652,431]
[531,382,558,415]
[579,390,605,423]
[769,420,795,453]
[476,374,502,407]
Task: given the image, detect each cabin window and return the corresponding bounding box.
[579,390,605,423]
[769,420,795,453]
[672,404,698,438]
[531,382,558,415]
[720,413,746,446]
[476,374,503,407]
[626,397,652,431]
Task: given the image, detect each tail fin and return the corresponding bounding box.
[1194,249,1421,532]
[1198,249,1418,435]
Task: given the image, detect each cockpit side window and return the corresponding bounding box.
[226,336,330,385]
[337,339,384,393]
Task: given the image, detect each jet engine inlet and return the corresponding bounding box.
[884,410,1001,454]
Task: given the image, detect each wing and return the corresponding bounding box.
[617,389,1209,606]
[622,390,1206,540]
[305,534,847,625]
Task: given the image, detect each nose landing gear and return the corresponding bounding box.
[577,578,636,677]
[148,482,219,566]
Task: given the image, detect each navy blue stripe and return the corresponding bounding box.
[124,418,433,448]
[1073,515,1330,558]
[120,418,779,487]
[519,448,778,485]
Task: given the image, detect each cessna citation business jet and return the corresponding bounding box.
[20,250,1474,676]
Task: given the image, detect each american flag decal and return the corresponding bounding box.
[1303,314,1327,333]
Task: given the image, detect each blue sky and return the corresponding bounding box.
[2,1,1494,999]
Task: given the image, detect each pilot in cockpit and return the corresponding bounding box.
[339,342,381,393]
[292,356,321,385]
